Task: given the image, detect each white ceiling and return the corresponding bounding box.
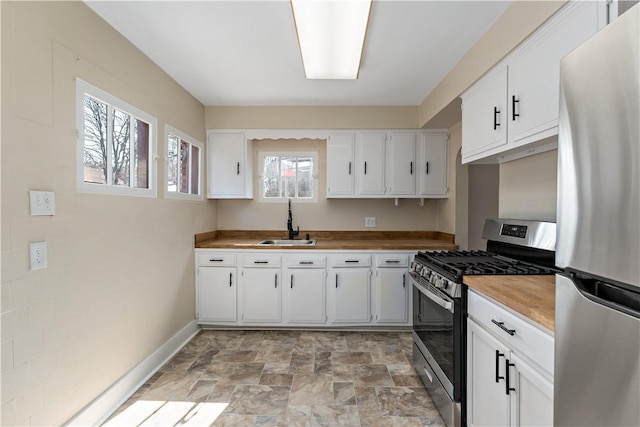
[85,0,510,107]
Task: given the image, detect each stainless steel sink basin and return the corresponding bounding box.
[257,239,317,246]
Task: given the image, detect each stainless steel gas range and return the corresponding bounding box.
[409,219,558,427]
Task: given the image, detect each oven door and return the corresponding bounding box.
[411,273,461,401]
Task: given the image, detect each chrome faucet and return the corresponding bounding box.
[287,199,299,240]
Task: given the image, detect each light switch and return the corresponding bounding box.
[365,217,376,228]
[29,191,56,216]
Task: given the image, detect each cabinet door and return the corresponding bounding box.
[467,319,510,427]
[327,133,355,196]
[509,353,554,427]
[376,269,409,323]
[507,1,598,147]
[356,132,386,195]
[198,267,237,322]
[419,132,448,196]
[387,132,416,195]
[207,133,250,198]
[461,64,508,162]
[332,269,371,323]
[286,269,326,323]
[242,269,281,323]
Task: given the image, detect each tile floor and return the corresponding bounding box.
[104,330,444,426]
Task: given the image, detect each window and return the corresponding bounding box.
[166,126,203,200]
[258,152,318,202]
[76,79,157,197]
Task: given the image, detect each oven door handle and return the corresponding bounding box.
[412,277,454,313]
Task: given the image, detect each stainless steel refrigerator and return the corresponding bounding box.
[555,4,640,426]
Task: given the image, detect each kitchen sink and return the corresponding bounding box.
[256,239,317,246]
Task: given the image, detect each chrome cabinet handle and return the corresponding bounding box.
[491,319,516,336]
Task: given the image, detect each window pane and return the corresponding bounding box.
[134,119,149,189]
[83,95,107,184]
[263,156,280,198]
[190,145,200,195]
[167,135,178,192]
[179,140,189,193]
[297,157,313,198]
[281,157,297,198]
[112,108,130,186]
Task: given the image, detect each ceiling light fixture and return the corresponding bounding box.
[291,0,372,80]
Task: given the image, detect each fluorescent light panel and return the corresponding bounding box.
[291,0,372,79]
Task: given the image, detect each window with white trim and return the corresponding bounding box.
[76,79,157,197]
[258,151,318,202]
[166,126,203,200]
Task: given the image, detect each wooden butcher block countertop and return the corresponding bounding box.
[195,230,458,251]
[464,275,556,332]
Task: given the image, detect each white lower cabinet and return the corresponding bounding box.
[195,249,412,328]
[374,255,409,323]
[241,255,281,323]
[467,290,553,427]
[284,255,327,324]
[198,266,237,323]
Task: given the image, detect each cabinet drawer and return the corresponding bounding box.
[468,290,554,375]
[286,254,326,268]
[330,254,371,267]
[375,254,409,267]
[197,253,236,267]
[243,254,281,268]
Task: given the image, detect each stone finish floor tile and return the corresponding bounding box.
[103,330,445,426]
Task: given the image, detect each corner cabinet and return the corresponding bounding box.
[466,290,554,427]
[326,130,448,199]
[206,131,253,198]
[461,1,600,164]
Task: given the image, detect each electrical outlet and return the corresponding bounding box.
[365,217,376,228]
[29,241,48,271]
[29,191,56,216]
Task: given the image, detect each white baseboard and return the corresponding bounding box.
[66,320,200,426]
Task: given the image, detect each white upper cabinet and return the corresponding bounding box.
[356,132,386,195]
[386,132,417,196]
[418,132,448,196]
[326,133,356,196]
[327,130,448,199]
[507,0,600,147]
[461,64,509,160]
[207,132,253,198]
[461,1,599,164]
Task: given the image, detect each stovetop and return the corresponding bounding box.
[413,250,558,282]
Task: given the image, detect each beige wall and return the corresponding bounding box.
[217,139,440,231]
[205,106,419,129]
[499,150,558,222]
[1,2,214,425]
[419,0,566,128]
[436,122,461,235]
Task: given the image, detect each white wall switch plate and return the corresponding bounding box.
[365,217,376,228]
[29,241,48,271]
[29,190,56,216]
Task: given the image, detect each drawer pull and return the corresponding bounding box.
[299,261,314,265]
[385,260,400,264]
[209,258,224,262]
[254,261,269,264]
[345,260,360,263]
[492,319,516,336]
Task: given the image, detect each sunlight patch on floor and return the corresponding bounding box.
[103,400,228,426]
